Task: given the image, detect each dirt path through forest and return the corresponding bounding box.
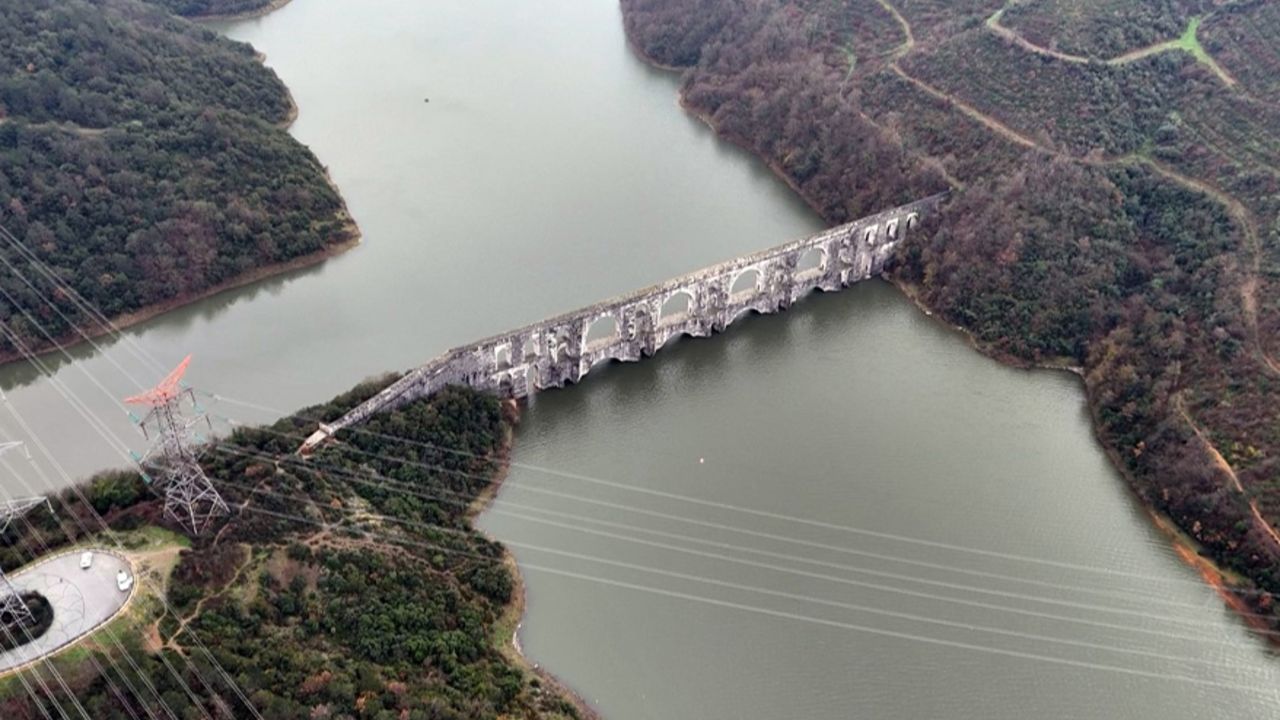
[1178,398,1280,552]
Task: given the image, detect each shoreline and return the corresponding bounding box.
[0,227,360,368]
[472,400,603,720]
[888,274,1280,644]
[190,0,294,22]
[0,37,358,370]
[626,30,1280,641]
[623,39,836,223]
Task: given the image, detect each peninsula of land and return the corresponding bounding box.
[0,0,359,366]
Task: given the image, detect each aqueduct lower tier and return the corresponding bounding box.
[302,194,946,451]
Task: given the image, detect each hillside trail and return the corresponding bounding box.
[875,0,1280,548]
[164,544,256,655]
[878,0,1279,383]
[984,7,1090,65]
[1177,397,1280,552]
[984,5,1237,87]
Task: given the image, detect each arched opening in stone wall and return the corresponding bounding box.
[522,335,540,359]
[886,218,900,240]
[729,305,764,325]
[659,291,694,324]
[584,315,619,347]
[494,344,512,371]
[796,247,824,274]
[730,269,761,296]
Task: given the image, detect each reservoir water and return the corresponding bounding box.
[3,0,1278,716]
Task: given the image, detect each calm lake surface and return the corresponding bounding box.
[3,0,1279,716]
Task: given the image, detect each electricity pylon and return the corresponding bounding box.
[0,442,51,630]
[125,355,227,535]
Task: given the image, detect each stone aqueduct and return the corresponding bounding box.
[302,194,946,451]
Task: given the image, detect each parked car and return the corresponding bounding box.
[116,570,133,592]
[80,551,93,570]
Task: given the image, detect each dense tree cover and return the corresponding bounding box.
[1002,0,1204,58]
[626,0,949,222]
[890,0,1005,43]
[903,30,1212,156]
[0,0,291,127]
[1201,0,1280,99]
[0,0,355,361]
[622,0,1280,627]
[145,0,278,18]
[1,380,582,719]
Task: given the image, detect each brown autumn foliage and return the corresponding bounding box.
[622,0,1280,620]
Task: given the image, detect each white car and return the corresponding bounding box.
[116,570,133,593]
[79,551,93,570]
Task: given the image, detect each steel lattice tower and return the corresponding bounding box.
[1,442,50,631]
[125,356,227,535]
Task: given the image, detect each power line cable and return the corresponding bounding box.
[210,390,1269,597]
[230,501,1280,702]
[214,440,1280,642]
[2,454,178,720]
[0,323,249,720]
[0,216,1264,603]
[205,459,1280,670]
[216,417,1280,624]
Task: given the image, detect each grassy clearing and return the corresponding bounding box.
[1112,17,1235,86]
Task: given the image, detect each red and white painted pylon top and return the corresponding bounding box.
[123,355,192,407]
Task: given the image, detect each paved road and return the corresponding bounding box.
[0,549,135,673]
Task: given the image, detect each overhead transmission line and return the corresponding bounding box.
[1,457,168,720]
[211,438,1280,642]
[0,215,1262,602]
[220,495,1280,703]
[0,254,260,719]
[0,335,222,720]
[0,220,255,715]
[1,217,1278,706]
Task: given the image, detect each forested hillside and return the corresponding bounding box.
[145,0,279,18]
[1000,0,1204,58]
[0,0,356,361]
[622,0,1280,630]
[0,381,583,719]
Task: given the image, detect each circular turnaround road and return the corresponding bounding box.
[0,549,135,674]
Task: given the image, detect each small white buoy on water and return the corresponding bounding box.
[699,457,705,464]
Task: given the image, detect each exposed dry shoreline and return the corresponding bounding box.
[471,400,603,720]
[626,31,1278,643]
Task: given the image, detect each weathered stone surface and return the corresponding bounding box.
[301,194,945,452]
